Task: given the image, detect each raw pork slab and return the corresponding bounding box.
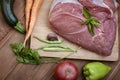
[49,0,117,56]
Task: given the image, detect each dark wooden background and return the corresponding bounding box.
[0,0,119,80]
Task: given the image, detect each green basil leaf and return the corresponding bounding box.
[88,23,94,36]
[23,58,30,64]
[81,7,101,36]
[81,19,91,25]
[91,18,100,26]
[11,43,41,64]
[82,7,91,19]
[21,48,41,64]
[31,50,41,64]
[17,57,24,63]
[11,43,23,56]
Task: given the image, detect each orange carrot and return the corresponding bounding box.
[25,0,33,31]
[24,0,43,46]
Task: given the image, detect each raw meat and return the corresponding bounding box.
[49,0,117,56]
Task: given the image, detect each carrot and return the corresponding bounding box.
[25,0,33,31]
[24,0,43,46]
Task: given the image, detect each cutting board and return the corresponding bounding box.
[30,0,119,61]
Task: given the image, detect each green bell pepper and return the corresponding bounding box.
[83,62,111,80]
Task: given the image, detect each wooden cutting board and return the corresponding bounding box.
[30,0,119,61]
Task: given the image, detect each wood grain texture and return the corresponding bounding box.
[0,0,119,80]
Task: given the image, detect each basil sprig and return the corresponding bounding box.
[82,7,91,19]
[82,7,100,36]
[11,40,76,64]
[11,43,41,64]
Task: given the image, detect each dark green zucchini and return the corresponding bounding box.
[1,0,26,34]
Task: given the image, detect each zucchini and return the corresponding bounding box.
[1,0,26,34]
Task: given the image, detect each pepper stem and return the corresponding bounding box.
[84,71,90,76]
[14,22,26,34]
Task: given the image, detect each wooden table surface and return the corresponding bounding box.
[0,0,119,80]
